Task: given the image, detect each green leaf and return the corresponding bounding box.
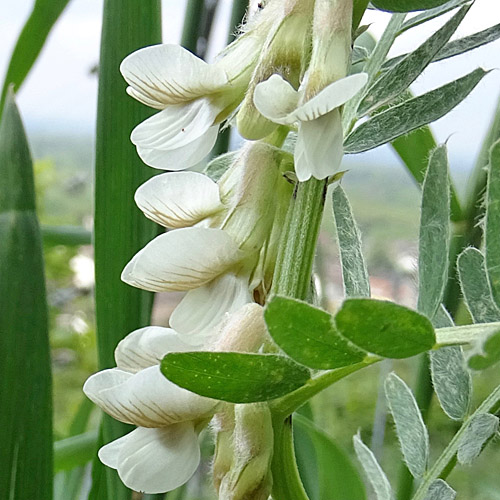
[457,413,499,465]
[433,22,500,63]
[424,480,456,500]
[0,0,72,111]
[353,433,393,500]
[485,139,500,307]
[430,346,471,420]
[332,186,370,298]
[385,373,429,478]
[265,296,366,370]
[0,92,53,499]
[359,5,470,116]
[457,248,500,323]
[54,431,99,473]
[294,415,366,500]
[344,68,488,154]
[91,1,162,498]
[417,145,450,318]
[371,0,451,12]
[204,151,238,182]
[335,299,436,358]
[468,329,500,371]
[398,0,470,34]
[386,22,500,70]
[161,352,311,403]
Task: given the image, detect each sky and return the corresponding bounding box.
[1,0,500,166]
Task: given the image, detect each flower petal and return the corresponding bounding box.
[131,99,219,152]
[170,273,252,345]
[121,44,228,107]
[253,74,300,125]
[84,365,217,427]
[135,172,222,228]
[99,424,201,494]
[295,109,343,181]
[121,227,242,292]
[137,124,219,170]
[293,73,368,122]
[115,326,194,373]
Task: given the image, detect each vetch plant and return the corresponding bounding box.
[82,0,500,497]
[3,0,500,499]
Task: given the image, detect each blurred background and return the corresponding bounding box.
[2,0,500,498]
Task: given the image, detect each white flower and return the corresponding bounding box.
[120,31,264,170]
[83,304,267,494]
[83,327,216,493]
[253,72,368,181]
[122,143,288,295]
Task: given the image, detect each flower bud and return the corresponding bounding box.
[237,0,314,140]
[303,0,352,98]
[218,403,274,500]
[212,303,268,353]
[212,406,236,493]
[217,142,284,256]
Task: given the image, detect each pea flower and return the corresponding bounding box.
[253,72,367,181]
[84,303,267,494]
[121,142,291,342]
[120,0,285,171]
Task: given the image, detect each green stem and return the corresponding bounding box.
[412,383,500,500]
[342,13,405,131]
[272,178,328,299]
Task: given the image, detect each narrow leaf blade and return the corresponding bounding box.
[417,145,450,318]
[0,92,53,500]
[332,186,370,298]
[359,5,470,115]
[344,69,488,154]
[353,433,393,500]
[371,0,451,12]
[457,248,500,323]
[385,373,429,477]
[335,299,436,358]
[161,352,311,403]
[457,413,499,465]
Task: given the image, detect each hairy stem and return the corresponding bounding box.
[412,383,500,500]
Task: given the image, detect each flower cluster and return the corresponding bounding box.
[85,0,365,494]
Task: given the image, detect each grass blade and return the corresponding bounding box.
[1,0,72,112]
[91,1,162,498]
[0,91,53,500]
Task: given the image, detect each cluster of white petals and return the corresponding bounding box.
[84,304,267,494]
[86,142,290,494]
